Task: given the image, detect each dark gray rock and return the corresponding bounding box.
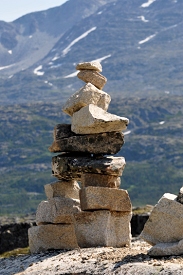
[49,127,124,154]
[52,153,126,180]
[177,187,183,204]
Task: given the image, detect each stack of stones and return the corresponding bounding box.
[28,61,132,253]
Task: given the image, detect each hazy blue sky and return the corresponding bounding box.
[0,0,68,22]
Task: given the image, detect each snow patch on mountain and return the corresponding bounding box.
[0,64,14,71]
[138,16,149,22]
[141,0,156,8]
[139,34,156,44]
[64,71,78,78]
[62,27,97,56]
[92,54,111,63]
[33,65,44,76]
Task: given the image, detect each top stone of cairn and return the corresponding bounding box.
[76,61,102,72]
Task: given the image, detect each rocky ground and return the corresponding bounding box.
[1,238,183,275]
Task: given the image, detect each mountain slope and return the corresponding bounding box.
[0,0,115,76]
[0,0,182,105]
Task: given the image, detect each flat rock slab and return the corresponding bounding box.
[62,83,110,116]
[80,186,132,212]
[36,197,81,225]
[140,193,183,245]
[74,210,132,248]
[49,131,124,155]
[28,224,78,253]
[76,61,102,72]
[71,104,129,134]
[44,180,80,200]
[148,239,183,256]
[52,154,126,180]
[77,70,107,89]
[52,124,74,140]
[81,173,121,188]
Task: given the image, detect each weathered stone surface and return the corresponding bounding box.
[52,154,126,180]
[140,193,183,245]
[49,131,124,155]
[80,186,132,212]
[62,83,110,116]
[52,124,74,140]
[28,224,78,253]
[148,239,183,256]
[36,197,81,225]
[76,61,102,72]
[77,70,107,89]
[74,210,131,248]
[71,104,129,134]
[81,173,121,188]
[44,180,80,200]
[177,186,183,204]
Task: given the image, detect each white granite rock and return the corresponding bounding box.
[71,104,129,134]
[80,186,132,212]
[74,210,132,248]
[44,180,80,200]
[148,239,183,256]
[140,193,183,245]
[28,224,78,253]
[62,83,111,116]
[76,61,102,72]
[77,70,107,89]
[36,197,81,225]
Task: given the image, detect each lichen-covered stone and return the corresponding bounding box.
[76,61,102,72]
[62,83,110,116]
[44,180,80,200]
[49,131,124,155]
[81,173,121,188]
[71,104,129,134]
[74,210,132,248]
[28,224,78,253]
[36,197,81,225]
[140,193,183,245]
[77,70,107,89]
[80,186,132,212]
[52,154,126,180]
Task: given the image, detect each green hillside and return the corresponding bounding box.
[0,95,183,214]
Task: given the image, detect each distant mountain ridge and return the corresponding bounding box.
[0,0,182,104]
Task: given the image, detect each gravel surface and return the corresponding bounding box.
[1,238,183,275]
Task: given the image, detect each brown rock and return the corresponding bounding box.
[62,83,110,116]
[81,173,121,188]
[76,61,102,72]
[52,154,126,180]
[71,104,129,134]
[44,180,80,200]
[77,70,107,89]
[28,224,78,253]
[36,197,81,225]
[74,210,132,248]
[49,131,124,155]
[80,186,132,212]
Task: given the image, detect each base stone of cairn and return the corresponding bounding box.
[74,210,131,248]
[140,190,183,256]
[28,60,132,253]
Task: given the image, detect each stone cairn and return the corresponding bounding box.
[28,61,132,253]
